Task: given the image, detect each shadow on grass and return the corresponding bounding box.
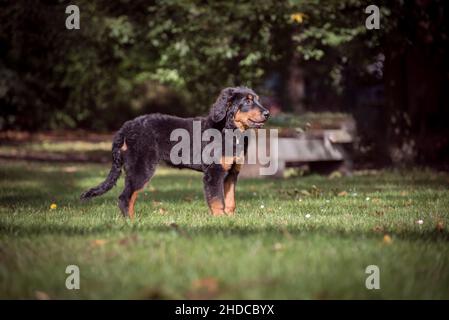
[2,169,448,206]
[1,218,448,243]
[2,161,449,244]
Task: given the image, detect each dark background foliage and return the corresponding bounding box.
[1,0,448,166]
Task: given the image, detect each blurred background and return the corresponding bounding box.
[1,0,448,170]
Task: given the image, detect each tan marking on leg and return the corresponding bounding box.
[128,184,148,219]
[224,178,236,215]
[128,191,139,219]
[220,156,234,171]
[121,140,128,151]
[209,198,224,216]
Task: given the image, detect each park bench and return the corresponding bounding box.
[240,113,355,178]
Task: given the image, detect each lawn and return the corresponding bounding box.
[0,159,448,299]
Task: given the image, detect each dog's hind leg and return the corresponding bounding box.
[118,163,156,219]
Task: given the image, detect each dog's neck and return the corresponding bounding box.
[204,117,227,132]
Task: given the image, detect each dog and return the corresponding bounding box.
[80,87,270,218]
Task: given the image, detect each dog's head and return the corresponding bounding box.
[209,87,270,130]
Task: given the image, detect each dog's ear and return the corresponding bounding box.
[210,87,235,122]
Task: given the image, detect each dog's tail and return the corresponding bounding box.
[80,128,125,200]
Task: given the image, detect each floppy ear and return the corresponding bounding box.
[210,87,235,122]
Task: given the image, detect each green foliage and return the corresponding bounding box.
[3,0,444,137]
[1,0,377,130]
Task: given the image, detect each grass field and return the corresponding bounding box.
[0,159,448,299]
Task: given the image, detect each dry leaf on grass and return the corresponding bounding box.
[118,234,139,246]
[35,290,50,300]
[373,225,384,233]
[91,239,107,247]
[187,277,220,299]
[338,191,348,197]
[62,166,78,173]
[436,221,445,232]
[383,234,392,245]
[138,287,170,300]
[328,171,342,179]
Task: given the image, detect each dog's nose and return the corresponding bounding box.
[262,110,270,119]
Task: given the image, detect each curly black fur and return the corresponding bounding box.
[80,128,125,200]
[80,86,269,218]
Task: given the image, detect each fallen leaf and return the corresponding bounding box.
[62,166,78,173]
[91,239,107,247]
[338,191,348,197]
[35,291,50,300]
[311,185,321,196]
[118,234,139,246]
[373,225,384,233]
[436,221,445,232]
[328,171,342,179]
[187,277,220,299]
[138,287,170,300]
[383,234,392,245]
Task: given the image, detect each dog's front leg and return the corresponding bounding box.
[223,165,240,215]
[203,166,226,216]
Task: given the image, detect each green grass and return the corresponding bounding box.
[0,140,111,162]
[1,160,448,299]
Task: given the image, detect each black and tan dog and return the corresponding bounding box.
[80,87,269,218]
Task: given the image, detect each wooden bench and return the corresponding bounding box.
[240,128,354,178]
